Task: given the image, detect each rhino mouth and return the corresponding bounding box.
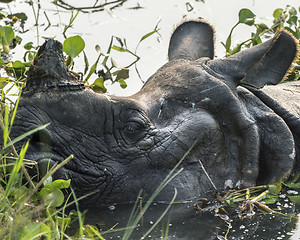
[35,158,67,180]
[34,156,108,189]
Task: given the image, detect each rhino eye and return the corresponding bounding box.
[123,121,145,134]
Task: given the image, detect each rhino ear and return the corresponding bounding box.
[209,30,299,88]
[168,20,215,61]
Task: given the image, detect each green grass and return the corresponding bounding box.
[1,2,300,239]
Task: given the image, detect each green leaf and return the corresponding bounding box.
[91,77,107,93]
[273,8,283,19]
[287,16,298,26]
[41,186,65,207]
[4,26,14,43]
[84,54,101,83]
[256,23,269,31]
[238,8,255,26]
[0,26,5,38]
[225,34,232,53]
[51,179,71,189]
[114,68,129,82]
[24,42,33,50]
[4,141,29,198]
[268,182,281,195]
[40,184,54,197]
[287,173,300,184]
[139,29,159,43]
[286,5,297,16]
[119,79,127,89]
[287,195,300,203]
[0,77,10,89]
[262,196,278,205]
[63,35,85,58]
[112,45,128,53]
[12,60,25,69]
[231,43,242,55]
[286,182,300,189]
[83,51,89,75]
[295,28,300,39]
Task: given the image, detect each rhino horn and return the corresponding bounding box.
[208,30,299,88]
[168,19,215,61]
[23,39,85,96]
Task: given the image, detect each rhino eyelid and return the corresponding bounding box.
[123,120,147,133]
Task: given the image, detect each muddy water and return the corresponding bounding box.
[4,0,300,239]
[82,200,299,240]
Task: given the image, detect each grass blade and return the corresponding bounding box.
[4,140,29,198]
[4,123,50,150]
[141,188,177,239]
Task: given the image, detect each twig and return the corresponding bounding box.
[43,11,51,31]
[198,159,217,191]
[55,0,127,13]
[283,88,300,94]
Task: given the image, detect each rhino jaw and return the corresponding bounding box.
[23,39,85,96]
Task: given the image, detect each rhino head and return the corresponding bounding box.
[11,20,300,207]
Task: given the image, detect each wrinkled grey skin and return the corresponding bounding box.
[10,20,300,208]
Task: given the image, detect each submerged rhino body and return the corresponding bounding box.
[10,20,300,207]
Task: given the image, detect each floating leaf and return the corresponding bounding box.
[238,8,255,26]
[286,182,300,189]
[262,196,278,205]
[63,35,85,58]
[268,182,281,195]
[287,195,300,203]
[287,173,300,184]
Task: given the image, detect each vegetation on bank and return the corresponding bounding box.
[0,1,300,239]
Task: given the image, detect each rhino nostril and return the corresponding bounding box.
[31,129,52,149]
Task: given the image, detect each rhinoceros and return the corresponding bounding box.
[9,20,300,208]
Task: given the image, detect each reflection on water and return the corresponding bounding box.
[80,198,299,239]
